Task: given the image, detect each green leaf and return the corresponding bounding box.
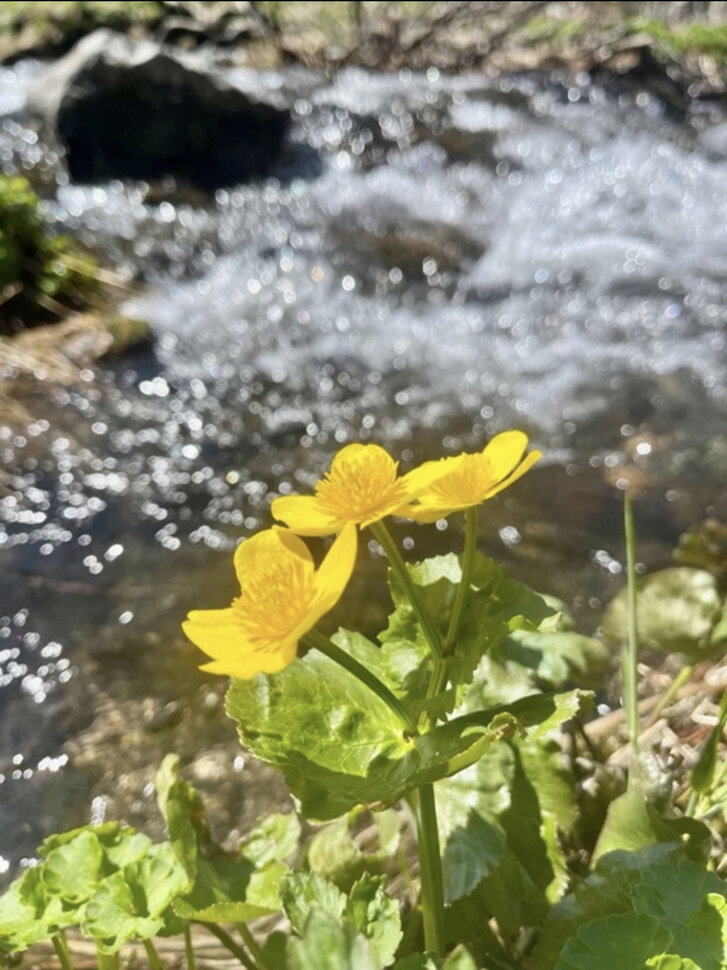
[42,830,104,904]
[393,956,438,970]
[81,872,162,954]
[691,691,727,794]
[442,945,479,970]
[675,893,727,970]
[0,867,67,952]
[459,689,594,739]
[345,875,402,967]
[281,871,346,935]
[500,629,610,690]
[527,844,713,970]
[307,810,401,891]
[226,651,518,820]
[241,812,301,866]
[646,957,701,970]
[382,553,553,707]
[554,912,672,970]
[155,754,210,879]
[82,843,188,954]
[173,855,284,923]
[287,909,381,970]
[436,740,559,942]
[592,788,710,864]
[602,567,723,658]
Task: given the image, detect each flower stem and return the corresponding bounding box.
[202,923,257,970]
[419,509,478,730]
[371,520,444,660]
[236,924,269,970]
[184,925,196,970]
[52,934,74,970]
[303,629,418,734]
[622,491,640,780]
[142,939,164,970]
[444,508,478,654]
[411,784,446,957]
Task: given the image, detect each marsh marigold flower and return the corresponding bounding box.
[399,430,541,524]
[182,523,356,679]
[271,443,448,536]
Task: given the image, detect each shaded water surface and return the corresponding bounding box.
[1,62,726,876]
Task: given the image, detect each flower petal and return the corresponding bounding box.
[482,430,529,483]
[400,456,457,501]
[200,637,297,679]
[310,522,357,618]
[330,442,396,475]
[270,495,345,536]
[482,448,542,499]
[402,503,458,524]
[182,609,246,661]
[233,527,312,585]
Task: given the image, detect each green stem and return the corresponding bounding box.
[623,492,640,779]
[95,948,119,970]
[237,924,269,970]
[371,520,444,660]
[52,934,74,970]
[444,508,478,653]
[184,925,196,970]
[412,784,446,956]
[420,508,479,730]
[143,939,164,970]
[202,923,257,970]
[303,629,418,734]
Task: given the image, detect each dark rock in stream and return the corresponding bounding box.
[26,29,290,189]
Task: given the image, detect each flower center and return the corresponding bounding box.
[429,453,494,505]
[315,451,407,522]
[233,557,315,647]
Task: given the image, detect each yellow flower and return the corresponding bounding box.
[271,443,447,536]
[399,431,541,524]
[182,523,357,679]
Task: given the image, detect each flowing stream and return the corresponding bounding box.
[1,60,726,877]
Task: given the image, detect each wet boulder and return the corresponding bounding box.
[27,29,290,188]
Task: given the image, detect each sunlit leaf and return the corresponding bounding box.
[173,855,284,923]
[155,753,210,880]
[82,842,188,953]
[307,810,401,891]
[281,870,346,934]
[499,629,609,690]
[345,875,402,967]
[0,868,67,952]
[241,812,301,866]
[592,787,710,864]
[226,650,520,820]
[287,909,381,970]
[602,567,723,658]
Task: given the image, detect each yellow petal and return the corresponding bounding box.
[310,522,357,617]
[482,430,528,483]
[233,527,312,585]
[403,503,458,524]
[481,448,542,499]
[200,637,298,679]
[182,609,247,660]
[400,456,457,500]
[330,442,396,476]
[271,494,345,536]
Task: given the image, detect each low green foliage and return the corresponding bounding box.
[0,175,98,327]
[0,508,724,968]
